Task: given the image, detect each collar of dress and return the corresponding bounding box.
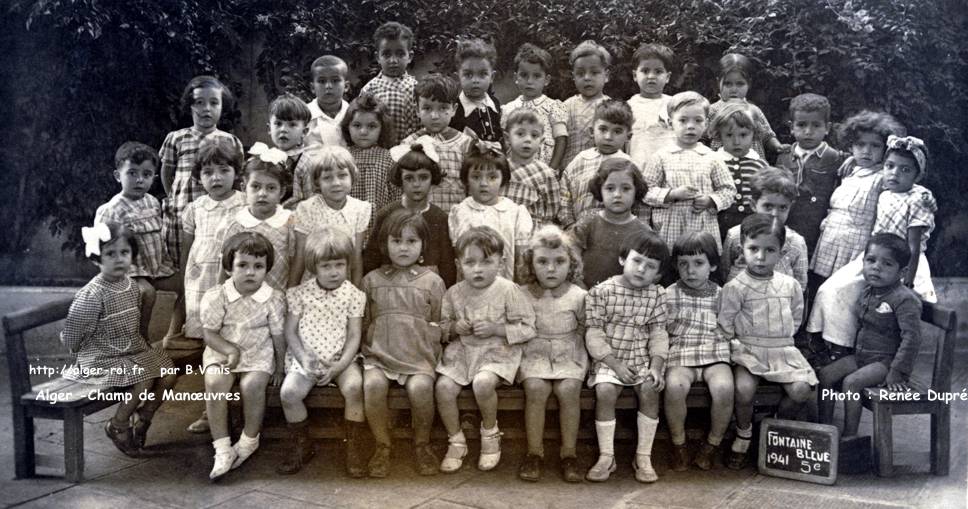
[224,280,273,303]
[237,206,291,228]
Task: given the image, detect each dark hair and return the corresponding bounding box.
[594,99,634,129]
[220,231,274,272]
[192,137,243,182]
[632,43,675,71]
[503,107,541,131]
[460,143,511,190]
[373,21,414,48]
[269,93,311,123]
[789,93,831,122]
[718,53,753,83]
[520,225,583,286]
[378,208,429,260]
[179,75,231,120]
[569,40,611,67]
[242,155,290,192]
[839,110,906,148]
[414,74,459,104]
[114,141,160,170]
[455,38,497,68]
[389,144,442,187]
[304,226,355,273]
[708,102,756,140]
[740,213,786,246]
[455,225,505,260]
[672,232,719,267]
[866,233,912,269]
[588,158,647,203]
[514,43,554,74]
[619,230,669,268]
[89,222,139,264]
[750,166,797,202]
[310,55,348,79]
[340,93,396,149]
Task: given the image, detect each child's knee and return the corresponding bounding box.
[339,374,364,400]
[435,376,461,399]
[523,378,552,398]
[239,373,269,397]
[363,372,389,395]
[554,379,582,399]
[471,372,499,395]
[787,382,813,402]
[595,383,620,402]
[406,375,435,400]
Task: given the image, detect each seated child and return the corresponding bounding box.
[304,55,350,148]
[627,43,677,169]
[502,108,562,230]
[360,21,420,144]
[501,43,568,169]
[450,38,503,147]
[709,102,768,238]
[562,40,612,168]
[707,53,787,159]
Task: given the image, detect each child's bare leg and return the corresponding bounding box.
[554,379,582,458]
[112,380,151,426]
[279,371,315,423]
[238,371,270,438]
[154,273,185,338]
[336,363,364,422]
[778,381,814,420]
[594,382,620,421]
[406,374,436,445]
[363,368,392,446]
[435,376,463,436]
[733,366,759,430]
[817,356,858,424]
[472,371,501,430]
[841,362,889,436]
[703,363,735,445]
[663,367,697,446]
[205,371,236,440]
[139,373,178,421]
[135,277,157,340]
[523,378,552,456]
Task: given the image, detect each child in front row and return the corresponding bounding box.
[562,40,612,169]
[451,38,503,148]
[709,102,768,238]
[360,21,420,145]
[517,226,588,483]
[502,43,568,170]
[278,227,367,477]
[664,232,733,472]
[719,214,817,470]
[818,233,922,441]
[305,55,350,148]
[627,43,677,170]
[585,230,669,483]
[436,226,537,473]
[503,108,563,230]
[202,232,286,480]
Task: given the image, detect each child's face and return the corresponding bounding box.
[191,86,223,131]
[348,111,382,149]
[459,245,502,289]
[882,152,919,193]
[199,163,236,201]
[601,169,636,217]
[316,166,353,207]
[376,38,412,78]
[532,246,570,290]
[97,238,133,282]
[467,166,503,206]
[315,258,348,290]
[719,71,749,101]
[514,61,549,100]
[417,96,456,134]
[400,168,434,203]
[619,248,662,288]
[572,55,608,99]
[459,57,495,101]
[862,244,906,288]
[742,233,781,277]
[677,253,715,291]
[229,252,268,295]
[720,121,754,158]
[312,66,346,111]
[671,104,707,147]
[114,159,157,200]
[244,171,282,219]
[387,225,423,269]
[592,119,630,155]
[633,58,670,99]
[790,110,829,150]
[852,131,887,169]
[269,115,308,152]
[753,192,793,225]
[507,120,542,161]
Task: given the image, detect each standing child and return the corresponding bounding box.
[516,226,587,483]
[451,38,503,148]
[401,74,476,214]
[448,143,534,283]
[707,54,787,160]
[363,142,457,287]
[642,91,736,251]
[627,43,678,169]
[266,93,311,204]
[304,55,350,148]
[720,214,817,470]
[277,228,367,477]
[289,146,371,287]
[342,93,400,221]
[585,230,669,483]
[570,158,653,289]
[562,40,612,168]
[501,43,568,170]
[435,227,537,472]
[663,233,733,471]
[502,108,563,230]
[361,210,446,477]
[709,102,768,238]
[559,99,635,228]
[359,22,419,144]
[201,232,286,480]
[63,222,177,456]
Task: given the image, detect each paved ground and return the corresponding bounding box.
[2,287,966,509]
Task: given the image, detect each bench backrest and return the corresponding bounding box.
[922,301,958,393]
[3,296,75,402]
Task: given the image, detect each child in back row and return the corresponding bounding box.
[502,108,563,230]
[709,102,768,238]
[562,40,612,168]
[502,43,568,170]
[707,54,786,160]
[627,43,677,170]
[267,94,311,204]
[360,22,420,145]
[305,55,349,148]
[451,38,503,148]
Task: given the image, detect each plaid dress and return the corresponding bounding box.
[95,193,176,279]
[448,197,534,282]
[517,282,588,381]
[60,275,174,386]
[707,100,776,160]
[401,129,475,214]
[360,72,420,145]
[181,191,246,338]
[642,144,736,250]
[812,161,883,277]
[501,95,567,165]
[585,277,669,387]
[201,281,286,374]
[286,279,365,380]
[348,145,400,236]
[505,159,561,228]
[562,94,610,168]
[665,281,730,367]
[721,225,809,290]
[217,207,294,291]
[558,148,632,227]
[159,127,243,265]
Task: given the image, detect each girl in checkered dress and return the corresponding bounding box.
[342,93,401,223]
[663,232,733,472]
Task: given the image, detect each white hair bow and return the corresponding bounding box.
[81,222,112,257]
[249,142,289,165]
[389,135,440,165]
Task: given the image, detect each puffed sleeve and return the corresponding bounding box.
[584,284,612,360]
[60,283,102,354]
[708,156,737,212]
[549,99,568,137]
[504,283,537,345]
[267,290,286,336]
[642,153,671,207]
[293,199,315,236]
[181,201,197,235]
[909,188,937,230]
[890,293,923,376]
[286,285,304,316]
[750,104,777,143]
[645,286,669,359]
[159,131,178,181]
[200,286,227,332]
[717,281,742,340]
[348,286,366,319]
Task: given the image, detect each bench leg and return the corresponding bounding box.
[63,409,85,483]
[12,405,36,478]
[872,404,894,477]
[931,407,950,476]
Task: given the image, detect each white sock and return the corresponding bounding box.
[449,430,467,445]
[238,431,259,446]
[731,425,752,453]
[213,437,231,453]
[636,413,658,456]
[481,421,500,437]
[595,419,616,456]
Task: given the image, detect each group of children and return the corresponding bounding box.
[62,20,938,484]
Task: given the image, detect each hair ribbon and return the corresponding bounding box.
[248,142,288,165]
[886,135,927,175]
[82,222,112,257]
[389,135,440,164]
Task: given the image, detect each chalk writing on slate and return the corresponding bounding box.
[758,418,840,485]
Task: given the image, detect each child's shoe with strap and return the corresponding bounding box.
[440,432,468,473]
[585,454,616,482]
[634,454,659,483]
[209,438,237,481]
[231,432,260,469]
[478,424,503,471]
[105,420,139,457]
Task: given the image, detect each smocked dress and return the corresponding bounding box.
[201,281,286,374]
[517,282,588,381]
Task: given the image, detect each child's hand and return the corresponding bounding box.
[454,318,473,337]
[223,347,241,370]
[612,363,641,385]
[691,195,715,212]
[668,185,699,202]
[776,142,792,154]
[643,367,665,392]
[271,369,284,387]
[882,370,909,392]
[472,321,503,338]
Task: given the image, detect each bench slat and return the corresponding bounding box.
[3,297,74,336]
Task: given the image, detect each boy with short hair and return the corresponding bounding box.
[709,102,768,238]
[267,93,311,203]
[627,43,677,169]
[451,38,503,147]
[562,40,612,169]
[305,55,350,148]
[502,108,562,229]
[501,43,568,170]
[360,22,419,144]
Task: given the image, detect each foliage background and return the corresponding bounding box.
[2,0,966,281]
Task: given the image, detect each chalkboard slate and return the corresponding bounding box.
[758,418,839,485]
